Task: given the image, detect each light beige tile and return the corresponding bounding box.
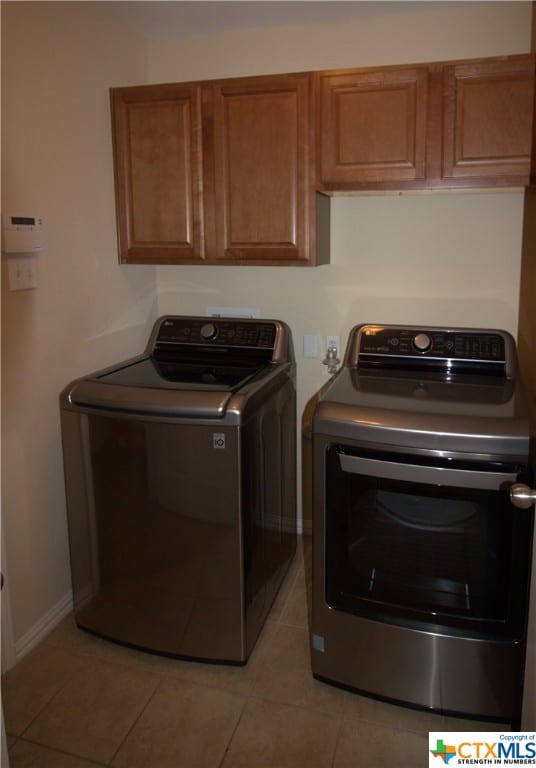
[222,698,340,768]
[267,557,299,623]
[2,644,85,736]
[9,739,105,768]
[280,565,311,629]
[343,691,444,735]
[44,613,89,650]
[135,618,278,697]
[251,624,346,717]
[288,536,312,627]
[7,734,17,749]
[334,718,429,768]
[23,656,160,765]
[441,714,511,731]
[301,535,313,565]
[44,613,161,672]
[112,678,244,768]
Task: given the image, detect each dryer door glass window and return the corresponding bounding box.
[324,445,533,641]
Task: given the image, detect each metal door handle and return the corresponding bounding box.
[339,453,517,491]
[510,483,536,509]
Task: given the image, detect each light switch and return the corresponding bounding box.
[303,334,318,358]
[7,255,37,291]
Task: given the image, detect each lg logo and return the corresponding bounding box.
[213,433,226,449]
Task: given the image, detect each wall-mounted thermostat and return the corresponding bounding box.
[2,214,43,253]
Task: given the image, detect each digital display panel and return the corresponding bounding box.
[11,216,36,226]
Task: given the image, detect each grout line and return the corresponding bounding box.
[14,653,84,741]
[107,676,164,766]
[216,690,250,768]
[13,737,109,767]
[330,690,351,768]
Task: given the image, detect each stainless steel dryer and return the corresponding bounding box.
[312,324,534,725]
[60,316,296,663]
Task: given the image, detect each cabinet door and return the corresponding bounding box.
[531,53,536,187]
[209,74,313,264]
[318,66,428,185]
[442,55,533,184]
[111,84,204,263]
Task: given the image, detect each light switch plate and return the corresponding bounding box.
[7,255,37,291]
[303,334,318,358]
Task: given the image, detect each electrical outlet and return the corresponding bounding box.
[326,335,340,355]
[7,255,38,291]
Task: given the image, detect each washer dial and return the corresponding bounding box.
[200,322,218,341]
[413,332,432,352]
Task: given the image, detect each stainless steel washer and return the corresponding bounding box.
[312,324,534,725]
[60,316,296,663]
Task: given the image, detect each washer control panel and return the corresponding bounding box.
[154,317,277,349]
[356,325,509,374]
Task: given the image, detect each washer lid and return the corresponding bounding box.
[65,356,263,418]
[66,378,235,418]
[95,357,264,390]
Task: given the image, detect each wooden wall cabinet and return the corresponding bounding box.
[111,84,204,264]
[111,73,321,266]
[317,66,429,186]
[111,54,534,266]
[209,74,315,264]
[317,54,534,191]
[442,56,534,186]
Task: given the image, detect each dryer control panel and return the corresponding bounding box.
[351,325,514,377]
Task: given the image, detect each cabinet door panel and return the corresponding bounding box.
[319,67,428,184]
[112,85,203,263]
[212,75,311,263]
[442,56,533,183]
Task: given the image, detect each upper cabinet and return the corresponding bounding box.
[111,54,534,266]
[531,54,536,186]
[317,66,429,186]
[316,54,534,192]
[111,84,204,264]
[442,56,534,186]
[111,72,321,266]
[208,75,315,264]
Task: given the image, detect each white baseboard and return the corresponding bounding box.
[15,591,73,663]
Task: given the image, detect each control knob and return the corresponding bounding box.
[200,322,218,341]
[413,333,432,353]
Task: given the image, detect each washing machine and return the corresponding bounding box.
[60,315,296,663]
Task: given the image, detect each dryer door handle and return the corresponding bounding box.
[338,453,518,492]
[509,483,536,509]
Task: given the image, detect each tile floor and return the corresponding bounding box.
[3,537,506,768]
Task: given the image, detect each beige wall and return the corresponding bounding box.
[1,2,156,649]
[1,0,532,652]
[157,192,526,420]
[147,1,531,79]
[149,2,531,526]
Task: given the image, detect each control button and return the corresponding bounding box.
[413,333,432,352]
[200,322,218,341]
